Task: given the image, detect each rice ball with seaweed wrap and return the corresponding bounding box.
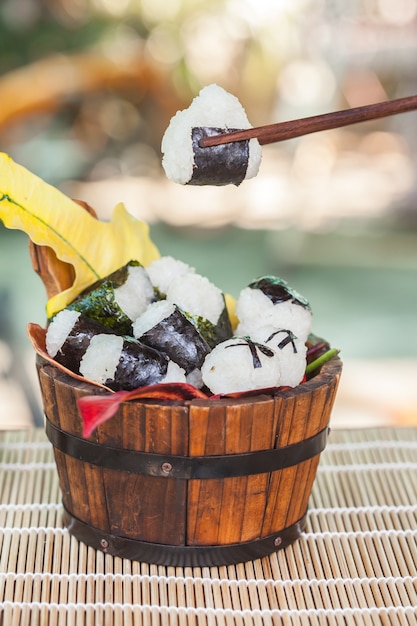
[161,84,262,187]
[132,300,211,374]
[236,276,312,342]
[165,272,232,348]
[67,260,155,335]
[46,310,111,373]
[201,336,281,395]
[79,334,186,391]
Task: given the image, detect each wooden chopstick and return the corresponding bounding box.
[199,94,417,148]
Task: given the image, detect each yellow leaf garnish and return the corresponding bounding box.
[0,153,160,317]
[224,292,238,330]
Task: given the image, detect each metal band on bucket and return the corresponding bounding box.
[62,505,307,567]
[45,417,329,479]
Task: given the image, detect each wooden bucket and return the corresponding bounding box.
[37,353,342,567]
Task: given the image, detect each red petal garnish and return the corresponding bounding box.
[78,391,130,437]
[306,339,329,363]
[78,383,209,437]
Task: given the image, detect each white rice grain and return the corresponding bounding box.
[79,334,123,384]
[114,265,154,322]
[236,288,312,342]
[201,336,281,395]
[146,256,195,295]
[132,300,176,338]
[46,310,81,357]
[159,360,187,384]
[166,273,224,325]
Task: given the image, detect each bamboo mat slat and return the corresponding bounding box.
[0,427,416,626]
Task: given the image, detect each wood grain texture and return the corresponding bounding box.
[187,397,277,545]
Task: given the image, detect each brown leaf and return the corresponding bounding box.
[28,200,97,299]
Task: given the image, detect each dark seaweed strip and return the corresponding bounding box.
[54,314,111,373]
[183,302,233,349]
[69,284,131,335]
[107,338,170,391]
[225,338,274,369]
[265,329,298,353]
[67,260,144,335]
[249,275,311,309]
[139,307,211,373]
[189,127,249,187]
[214,304,233,345]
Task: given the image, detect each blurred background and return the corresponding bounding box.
[1,0,417,429]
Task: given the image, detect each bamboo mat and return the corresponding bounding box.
[0,427,416,626]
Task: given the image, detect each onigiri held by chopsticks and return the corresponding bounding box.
[161,84,262,187]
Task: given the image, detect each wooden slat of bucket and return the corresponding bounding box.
[185,402,226,546]
[38,365,111,532]
[221,400,279,543]
[262,392,311,535]
[261,368,340,537]
[283,381,336,528]
[186,396,277,546]
[94,402,189,545]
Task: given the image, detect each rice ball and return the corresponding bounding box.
[146,256,195,296]
[201,336,281,395]
[253,326,307,387]
[236,276,312,342]
[161,84,262,187]
[166,273,225,326]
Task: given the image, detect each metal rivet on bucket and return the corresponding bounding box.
[274,536,282,547]
[161,462,173,474]
[100,538,109,550]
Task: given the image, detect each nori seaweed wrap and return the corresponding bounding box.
[165,273,233,349]
[67,260,155,335]
[248,276,311,309]
[190,127,249,187]
[133,300,211,373]
[185,305,233,349]
[46,310,111,373]
[79,334,186,391]
[235,275,313,343]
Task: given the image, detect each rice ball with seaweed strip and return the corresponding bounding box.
[161,84,262,187]
[166,273,232,348]
[201,336,280,395]
[251,327,307,387]
[67,261,155,335]
[236,276,312,342]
